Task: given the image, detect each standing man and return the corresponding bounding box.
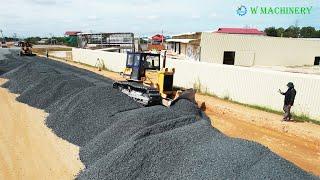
[279,82,297,121]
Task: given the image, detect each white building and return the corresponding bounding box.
[166,32,201,61]
[200,32,320,67]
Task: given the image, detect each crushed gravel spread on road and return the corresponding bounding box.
[1,49,317,180]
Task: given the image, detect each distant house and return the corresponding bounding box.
[38,38,57,45]
[37,38,48,44]
[64,31,82,37]
[151,34,165,44]
[166,32,202,61]
[148,34,166,51]
[77,32,135,52]
[165,28,320,66]
[215,28,265,36]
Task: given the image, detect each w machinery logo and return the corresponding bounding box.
[237,5,247,16]
[236,4,312,16]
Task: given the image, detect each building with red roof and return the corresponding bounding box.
[151,34,165,42]
[64,31,82,36]
[215,28,265,36]
[148,34,166,51]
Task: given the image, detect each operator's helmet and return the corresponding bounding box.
[287,82,294,88]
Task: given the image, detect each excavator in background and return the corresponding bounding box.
[113,51,199,107]
[19,41,34,56]
[1,41,7,48]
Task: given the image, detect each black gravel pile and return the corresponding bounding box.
[2,61,60,94]
[0,50,317,180]
[170,99,201,116]
[78,119,317,180]
[0,52,26,75]
[17,74,94,110]
[46,85,142,146]
[37,55,114,85]
[80,105,199,167]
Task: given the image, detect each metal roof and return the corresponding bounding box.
[166,39,196,43]
[65,31,81,36]
[215,28,265,35]
[171,32,197,37]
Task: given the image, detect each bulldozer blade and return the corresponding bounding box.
[170,88,196,106]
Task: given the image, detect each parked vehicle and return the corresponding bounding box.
[1,41,7,48]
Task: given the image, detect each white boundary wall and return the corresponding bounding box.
[72,48,320,121]
[165,58,320,121]
[48,51,68,58]
[72,48,126,72]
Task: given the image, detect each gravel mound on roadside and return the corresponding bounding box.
[17,74,94,110]
[78,118,317,180]
[0,50,317,180]
[46,85,142,146]
[1,61,60,94]
[0,51,25,75]
[79,105,199,167]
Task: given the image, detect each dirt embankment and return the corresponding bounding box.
[0,79,84,180]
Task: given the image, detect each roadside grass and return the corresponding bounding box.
[220,95,320,125]
[230,102,319,124]
[193,80,320,125]
[76,61,115,72]
[37,53,117,74]
[32,47,72,55]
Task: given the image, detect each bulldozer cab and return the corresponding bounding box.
[124,52,161,81]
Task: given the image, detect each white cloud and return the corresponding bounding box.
[191,14,201,19]
[0,0,318,37]
[209,13,218,18]
[136,15,160,20]
[87,15,99,21]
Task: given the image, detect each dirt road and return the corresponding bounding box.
[0,79,83,180]
[48,57,320,176]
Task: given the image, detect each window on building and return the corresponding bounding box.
[174,42,181,54]
[314,57,320,65]
[223,51,235,65]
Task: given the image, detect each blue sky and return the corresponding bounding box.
[0,0,319,37]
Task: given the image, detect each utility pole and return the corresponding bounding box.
[13,33,17,40]
[294,20,300,38]
[294,19,299,27]
[161,29,164,44]
[49,33,55,45]
[0,29,4,41]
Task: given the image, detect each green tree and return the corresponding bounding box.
[300,26,316,38]
[283,26,300,38]
[264,27,278,37]
[317,30,320,38]
[264,26,320,38]
[276,27,285,37]
[25,37,41,44]
[55,37,67,44]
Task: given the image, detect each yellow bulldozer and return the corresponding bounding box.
[19,41,34,56]
[113,52,197,107]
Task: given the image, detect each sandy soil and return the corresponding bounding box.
[45,56,320,176]
[0,78,84,180]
